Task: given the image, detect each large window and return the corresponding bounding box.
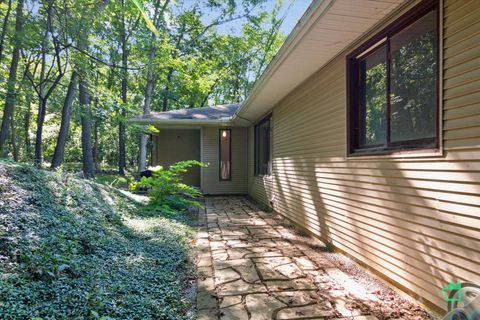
[347,0,439,155]
[254,115,271,176]
[219,129,231,181]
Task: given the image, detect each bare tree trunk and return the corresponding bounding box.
[79,75,95,178]
[139,0,169,173]
[118,7,127,175]
[0,0,24,157]
[139,37,156,173]
[51,72,77,169]
[0,0,13,63]
[24,94,31,158]
[161,67,173,111]
[33,0,63,166]
[34,98,47,165]
[93,119,99,170]
[34,32,48,166]
[10,113,18,161]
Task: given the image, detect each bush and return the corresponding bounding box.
[130,160,207,215]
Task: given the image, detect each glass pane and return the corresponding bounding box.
[220,130,231,180]
[359,45,387,147]
[257,119,270,175]
[390,10,437,142]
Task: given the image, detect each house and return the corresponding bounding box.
[131,0,480,313]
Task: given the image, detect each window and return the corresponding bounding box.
[219,129,231,180]
[254,115,271,176]
[347,0,438,155]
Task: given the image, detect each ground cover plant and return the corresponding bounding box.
[0,161,195,319]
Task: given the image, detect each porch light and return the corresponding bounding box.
[222,130,227,138]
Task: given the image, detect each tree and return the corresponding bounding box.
[51,71,77,169]
[0,0,287,176]
[0,0,24,157]
[26,0,65,166]
[138,0,170,173]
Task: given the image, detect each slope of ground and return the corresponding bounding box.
[0,161,195,320]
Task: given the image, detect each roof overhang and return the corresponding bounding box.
[129,118,232,126]
[234,0,404,123]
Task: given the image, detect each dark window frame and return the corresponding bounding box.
[346,0,440,156]
[254,114,272,176]
[219,129,232,181]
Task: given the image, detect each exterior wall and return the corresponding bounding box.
[201,127,248,194]
[247,125,273,208]
[247,0,480,311]
[152,129,201,187]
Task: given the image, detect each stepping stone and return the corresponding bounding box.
[214,259,259,283]
[214,268,241,285]
[197,308,219,320]
[197,291,218,310]
[245,293,286,320]
[276,301,335,319]
[274,290,322,306]
[265,278,318,291]
[254,257,305,280]
[220,295,243,309]
[217,279,267,296]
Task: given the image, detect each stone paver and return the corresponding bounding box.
[196,196,385,319]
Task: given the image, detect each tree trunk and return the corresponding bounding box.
[93,120,99,170]
[34,98,47,166]
[10,113,18,161]
[24,94,31,158]
[0,0,24,157]
[118,8,127,175]
[138,0,168,173]
[0,0,13,63]
[162,67,173,111]
[51,72,77,169]
[138,38,156,173]
[79,76,95,178]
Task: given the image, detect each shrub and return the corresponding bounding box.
[130,160,207,214]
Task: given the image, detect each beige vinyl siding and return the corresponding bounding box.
[201,127,247,194]
[247,0,480,312]
[152,129,201,187]
[247,126,273,207]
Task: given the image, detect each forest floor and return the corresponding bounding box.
[0,161,196,319]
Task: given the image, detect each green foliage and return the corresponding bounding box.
[95,173,133,189]
[0,162,195,319]
[131,160,207,215]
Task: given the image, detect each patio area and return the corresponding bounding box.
[195,197,434,320]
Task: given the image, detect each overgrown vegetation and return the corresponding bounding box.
[0,161,195,319]
[130,160,206,216]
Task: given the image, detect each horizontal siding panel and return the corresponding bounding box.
[271,167,480,207]
[444,126,480,140]
[272,170,480,219]
[443,7,480,38]
[271,193,480,282]
[443,89,480,109]
[444,0,476,17]
[444,104,480,120]
[443,42,480,69]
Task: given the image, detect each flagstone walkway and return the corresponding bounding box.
[195,196,433,320]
